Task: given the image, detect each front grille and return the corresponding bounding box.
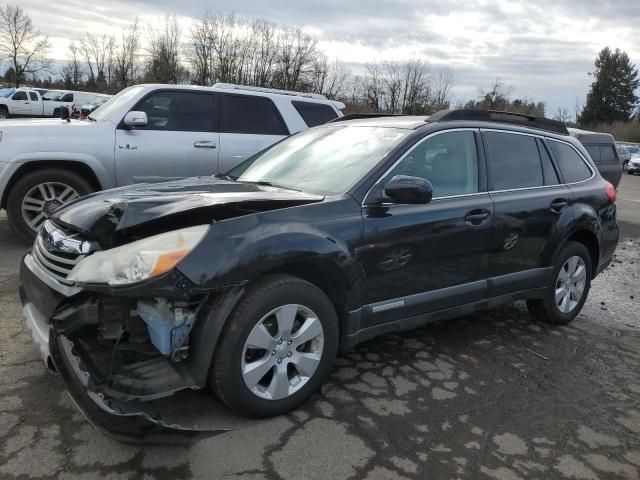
[32,233,85,284]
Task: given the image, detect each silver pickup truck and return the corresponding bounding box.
[0,83,344,242]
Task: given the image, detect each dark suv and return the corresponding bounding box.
[19,109,619,438]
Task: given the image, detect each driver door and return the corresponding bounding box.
[11,91,30,114]
[358,129,494,326]
[115,90,220,185]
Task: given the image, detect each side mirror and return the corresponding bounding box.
[384,175,433,204]
[123,111,147,128]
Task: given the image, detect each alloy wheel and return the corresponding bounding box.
[21,182,80,232]
[241,304,324,400]
[555,255,587,314]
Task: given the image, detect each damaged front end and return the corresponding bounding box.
[19,177,325,441]
[47,291,244,443]
[20,218,246,443]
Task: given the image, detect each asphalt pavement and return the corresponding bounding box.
[1,175,639,479]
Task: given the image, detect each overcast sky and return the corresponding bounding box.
[19,0,640,116]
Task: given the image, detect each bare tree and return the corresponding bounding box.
[144,14,187,83]
[554,106,571,123]
[275,26,317,90]
[0,4,50,87]
[79,33,114,90]
[61,43,84,89]
[188,12,213,85]
[249,19,279,87]
[311,55,349,99]
[430,68,455,112]
[114,19,141,89]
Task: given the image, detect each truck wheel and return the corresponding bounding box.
[6,169,93,243]
[211,274,339,418]
[526,241,592,325]
[0,107,8,119]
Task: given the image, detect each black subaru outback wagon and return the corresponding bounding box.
[20,109,619,438]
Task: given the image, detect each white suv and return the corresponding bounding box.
[0,83,344,241]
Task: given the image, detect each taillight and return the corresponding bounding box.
[604,182,616,203]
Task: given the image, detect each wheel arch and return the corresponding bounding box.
[1,160,106,208]
[552,228,600,279]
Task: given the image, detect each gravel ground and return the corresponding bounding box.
[1,175,639,480]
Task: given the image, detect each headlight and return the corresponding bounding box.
[67,225,209,286]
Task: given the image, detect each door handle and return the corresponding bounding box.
[465,209,491,225]
[550,198,568,213]
[194,141,217,149]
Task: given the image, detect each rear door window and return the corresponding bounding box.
[485,131,543,190]
[221,94,289,135]
[60,93,73,102]
[548,140,592,183]
[29,92,38,101]
[292,101,338,127]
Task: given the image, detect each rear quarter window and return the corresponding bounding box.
[292,101,338,127]
[584,145,601,163]
[600,145,618,163]
[548,140,592,183]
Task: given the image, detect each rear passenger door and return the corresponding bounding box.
[483,130,573,296]
[218,94,290,172]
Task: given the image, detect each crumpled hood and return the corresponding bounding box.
[52,177,323,245]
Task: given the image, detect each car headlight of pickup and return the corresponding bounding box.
[67,225,209,286]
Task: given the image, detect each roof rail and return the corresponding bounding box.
[212,83,327,100]
[428,109,569,135]
[329,113,400,123]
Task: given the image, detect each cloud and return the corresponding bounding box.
[16,0,640,114]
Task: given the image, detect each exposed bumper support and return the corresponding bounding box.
[50,333,236,444]
[19,286,55,372]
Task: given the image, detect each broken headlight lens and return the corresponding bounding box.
[67,225,209,286]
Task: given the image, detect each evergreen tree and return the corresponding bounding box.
[580,47,639,124]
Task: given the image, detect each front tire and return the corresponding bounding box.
[6,169,93,243]
[526,241,592,325]
[211,274,339,418]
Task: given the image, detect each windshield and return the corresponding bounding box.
[0,88,15,98]
[89,86,145,122]
[230,125,409,195]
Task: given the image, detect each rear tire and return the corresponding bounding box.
[526,241,592,325]
[211,274,339,418]
[6,169,93,243]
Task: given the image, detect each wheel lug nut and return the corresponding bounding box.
[277,358,282,364]
[287,351,292,357]
[277,339,283,345]
[271,350,276,356]
[287,340,292,345]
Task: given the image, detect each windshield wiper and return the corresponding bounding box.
[239,180,301,192]
[215,173,237,181]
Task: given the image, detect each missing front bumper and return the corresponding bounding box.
[50,332,240,444]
